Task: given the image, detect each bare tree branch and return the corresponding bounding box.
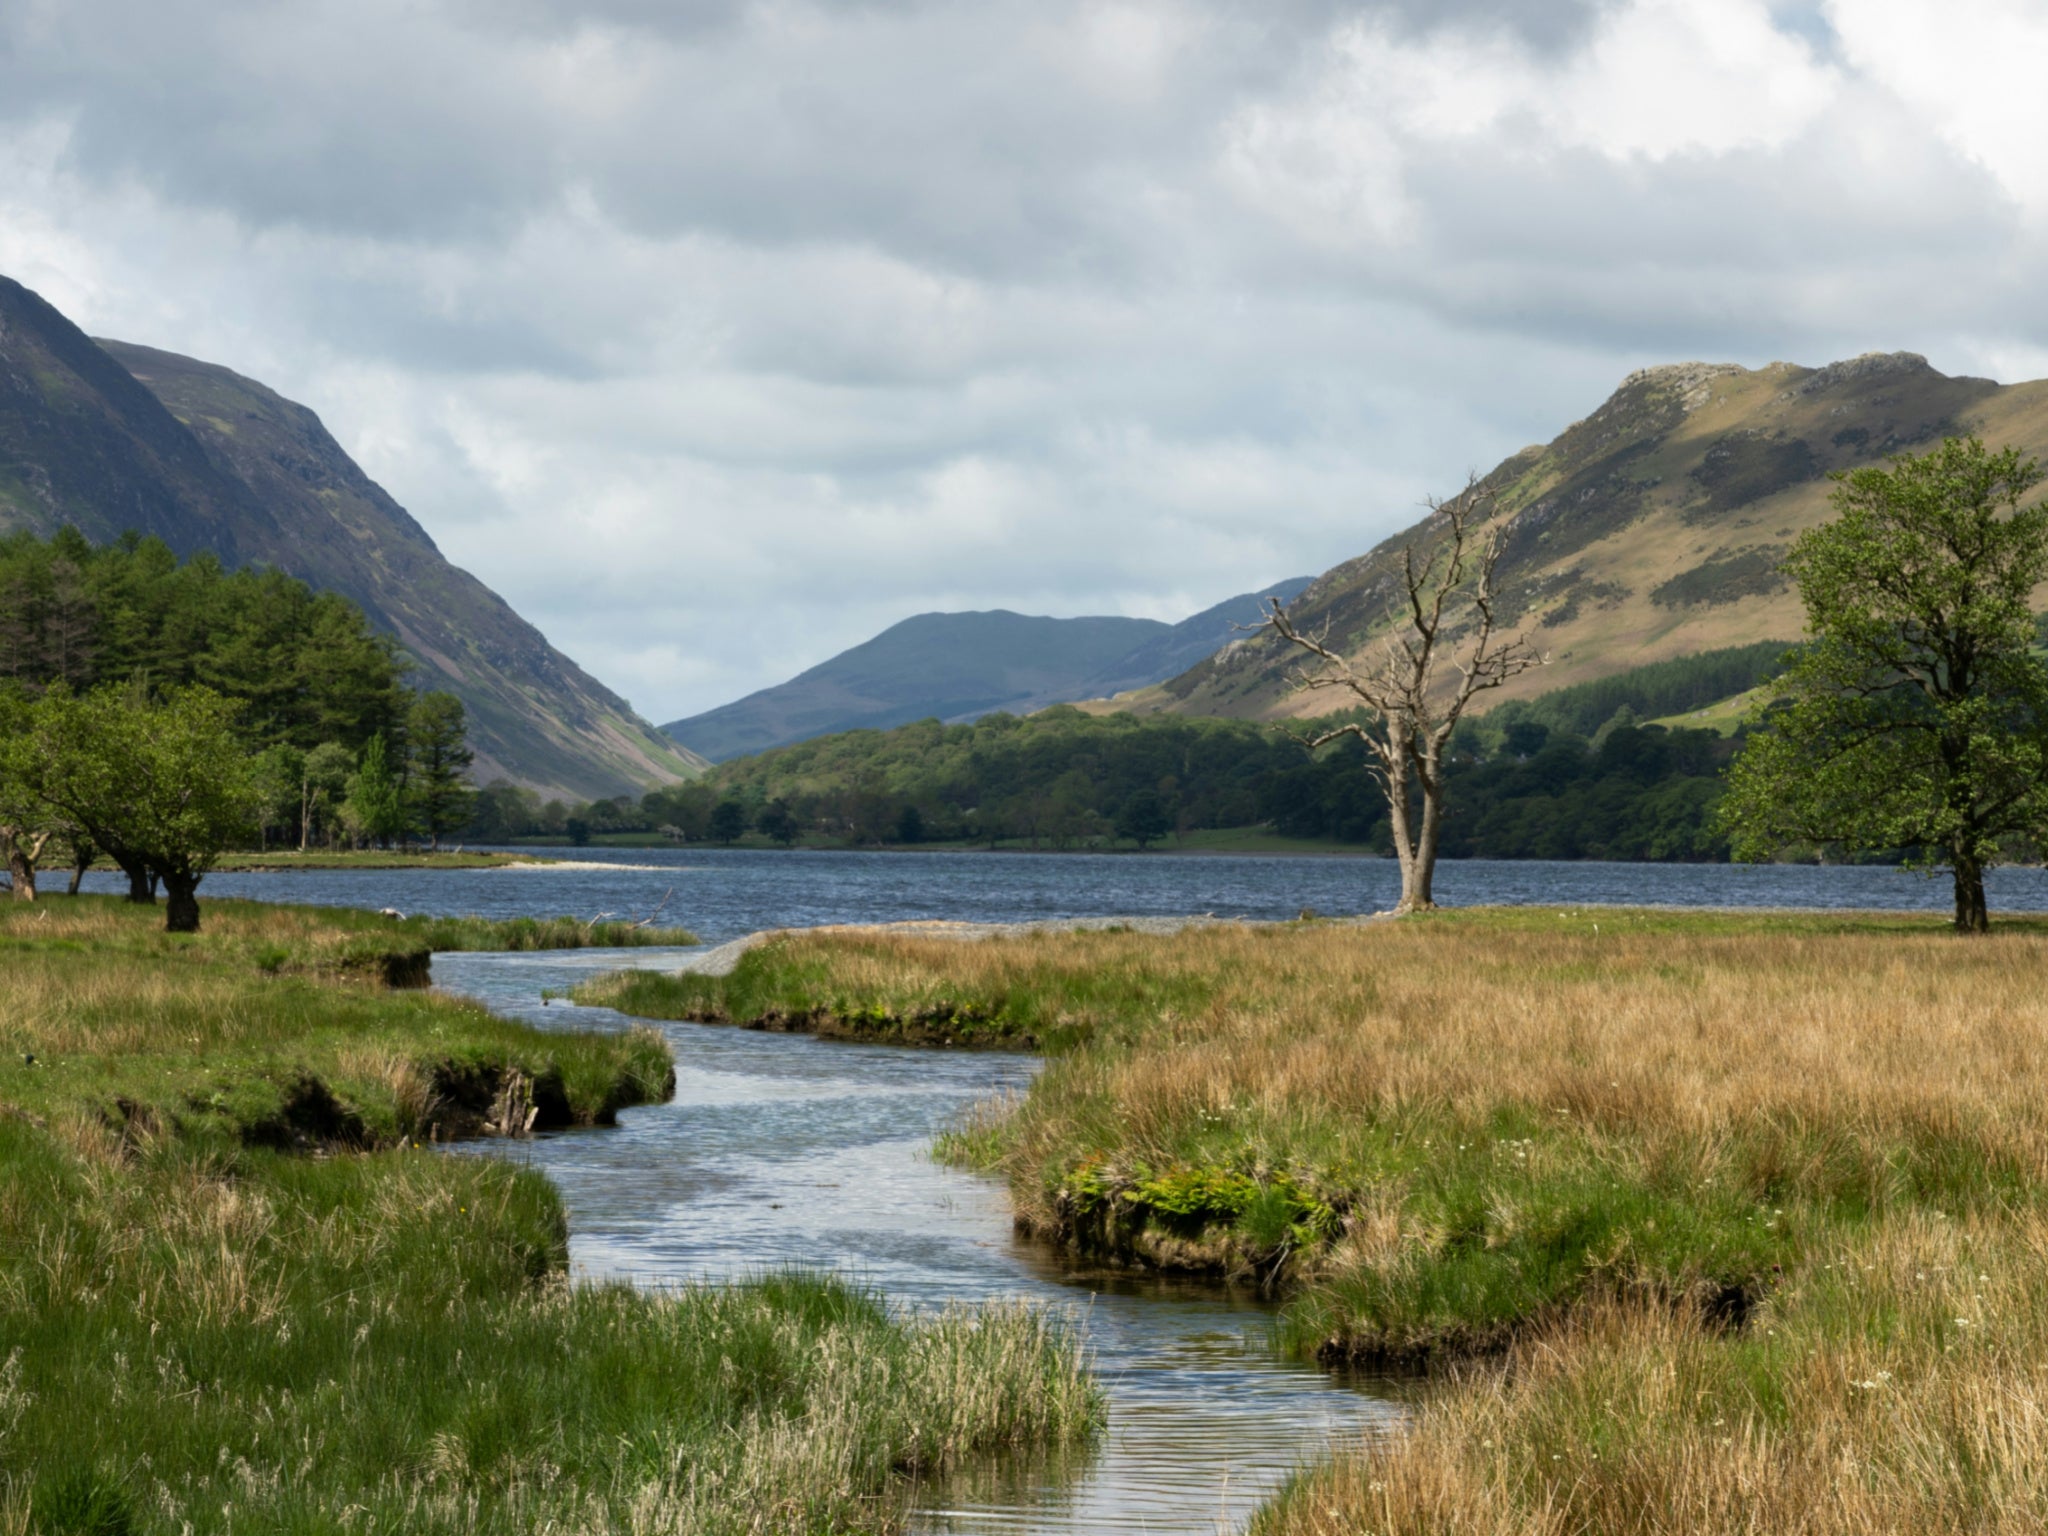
[1260,473,1545,912]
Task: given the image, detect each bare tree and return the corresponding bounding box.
[1263,476,1542,913]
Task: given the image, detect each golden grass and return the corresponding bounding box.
[726,911,2048,1213]
[629,909,2048,1531]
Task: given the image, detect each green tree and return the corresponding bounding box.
[709,800,748,845]
[407,691,475,850]
[1115,788,1174,850]
[893,803,924,845]
[13,685,257,931]
[344,734,409,849]
[251,744,306,850]
[1720,437,2048,933]
[302,742,355,849]
[757,799,799,846]
[469,780,540,841]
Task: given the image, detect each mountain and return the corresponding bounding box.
[664,577,1312,763]
[1135,352,2048,722]
[0,274,704,799]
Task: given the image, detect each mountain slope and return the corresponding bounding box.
[0,274,702,799]
[1138,353,2048,721]
[665,578,1311,763]
[1078,577,1312,699]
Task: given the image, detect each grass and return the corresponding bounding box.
[208,849,556,870]
[590,909,2048,1531]
[0,897,1098,1533]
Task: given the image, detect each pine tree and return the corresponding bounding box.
[407,691,475,850]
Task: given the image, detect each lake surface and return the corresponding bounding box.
[129,849,2048,1530]
[84,846,2048,940]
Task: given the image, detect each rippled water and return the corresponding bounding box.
[86,845,2048,940]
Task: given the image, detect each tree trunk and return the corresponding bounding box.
[1384,749,1421,913]
[1407,746,1446,913]
[67,837,96,896]
[112,850,155,904]
[163,872,201,934]
[6,843,36,901]
[1952,854,1989,935]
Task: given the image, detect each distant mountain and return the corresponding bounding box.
[664,578,1312,763]
[0,274,704,799]
[1136,352,2048,723]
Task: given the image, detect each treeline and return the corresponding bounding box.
[1,528,476,851]
[490,650,1767,859]
[1,532,480,923]
[1,527,412,750]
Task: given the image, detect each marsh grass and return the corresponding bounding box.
[606,909,2048,1524]
[0,897,674,1144]
[0,897,1097,1532]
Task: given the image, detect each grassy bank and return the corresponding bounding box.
[0,897,1097,1533]
[596,911,2048,1530]
[208,849,556,870]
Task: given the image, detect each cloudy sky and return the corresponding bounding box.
[4,0,2046,722]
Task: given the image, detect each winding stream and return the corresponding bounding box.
[434,946,1404,1533]
[163,850,2048,1529]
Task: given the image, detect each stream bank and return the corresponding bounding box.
[438,944,1405,1534]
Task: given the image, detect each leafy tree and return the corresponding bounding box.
[893,804,924,845]
[1720,437,2048,932]
[407,691,475,850]
[565,817,592,847]
[13,685,257,931]
[251,744,306,850]
[469,779,541,841]
[1114,788,1173,850]
[757,799,799,846]
[709,800,748,845]
[302,742,355,849]
[0,529,411,754]
[344,734,408,849]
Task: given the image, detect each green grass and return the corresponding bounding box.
[0,898,1098,1533]
[210,849,556,869]
[575,930,1221,1052]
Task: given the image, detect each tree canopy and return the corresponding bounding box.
[1720,437,2048,932]
[0,528,411,754]
[9,685,257,930]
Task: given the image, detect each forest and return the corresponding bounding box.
[1,530,478,916]
[476,642,1791,859]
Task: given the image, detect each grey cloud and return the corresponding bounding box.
[4,0,2044,719]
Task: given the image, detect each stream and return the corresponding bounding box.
[153,850,2048,1529]
[434,944,1402,1533]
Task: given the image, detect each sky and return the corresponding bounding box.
[5,0,2048,724]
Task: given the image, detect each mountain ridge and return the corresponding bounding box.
[1128,351,2045,722]
[664,578,1311,763]
[0,274,704,799]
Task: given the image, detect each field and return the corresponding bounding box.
[0,897,1096,1534]
[605,909,2048,1532]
